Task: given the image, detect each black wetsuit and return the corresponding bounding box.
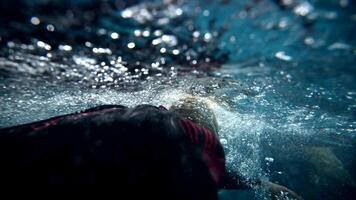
[0,105,255,199]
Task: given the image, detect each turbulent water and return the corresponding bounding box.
[0,0,355,199]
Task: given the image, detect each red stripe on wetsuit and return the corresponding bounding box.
[179,119,226,185]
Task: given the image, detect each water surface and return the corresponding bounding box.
[0,0,355,199]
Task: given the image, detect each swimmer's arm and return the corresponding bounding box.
[220,170,303,199]
[262,181,303,200]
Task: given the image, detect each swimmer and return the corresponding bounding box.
[0,96,302,199]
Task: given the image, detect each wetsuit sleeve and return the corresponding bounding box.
[0,105,127,134]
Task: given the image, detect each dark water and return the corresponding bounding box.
[0,0,355,199]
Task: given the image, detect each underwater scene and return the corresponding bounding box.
[0,0,355,199]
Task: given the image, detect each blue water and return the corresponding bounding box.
[0,0,355,199]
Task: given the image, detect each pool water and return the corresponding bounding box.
[0,0,355,199]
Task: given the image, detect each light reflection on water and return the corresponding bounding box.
[0,0,355,199]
